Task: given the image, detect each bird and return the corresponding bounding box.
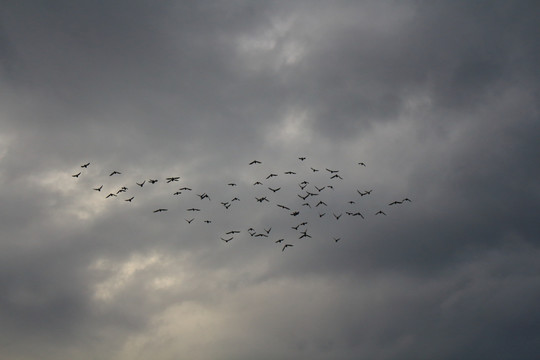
[72,172,81,178]
[389,201,402,206]
[149,179,158,184]
[81,162,90,168]
[299,231,312,239]
[352,212,364,219]
[253,181,263,186]
[153,208,168,213]
[275,239,284,243]
[125,197,134,202]
[173,191,182,195]
[299,222,308,226]
[333,237,341,243]
[311,167,319,172]
[268,187,281,193]
[264,227,272,234]
[266,173,278,179]
[106,193,116,198]
[282,244,294,251]
[358,162,366,166]
[298,194,309,200]
[249,160,261,165]
[93,185,103,191]
[136,181,146,187]
[302,202,311,208]
[226,230,241,235]
[375,210,386,216]
[290,211,300,216]
[228,183,237,186]
[319,212,326,217]
[330,174,343,179]
[402,198,412,202]
[299,157,306,161]
[109,171,121,176]
[326,168,339,174]
[179,187,192,191]
[221,237,233,243]
[315,201,327,207]
[231,197,240,202]
[185,218,194,223]
[348,201,356,204]
[187,208,201,212]
[255,233,268,237]
[277,204,291,210]
[204,220,212,224]
[255,196,269,203]
[284,171,296,175]
[333,213,342,220]
[197,193,210,200]
[166,177,180,183]
[315,186,326,192]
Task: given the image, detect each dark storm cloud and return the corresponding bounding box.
[0,1,539,359]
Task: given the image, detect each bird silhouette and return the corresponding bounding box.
[284,171,296,175]
[266,173,278,179]
[125,197,134,202]
[330,174,343,179]
[81,162,90,168]
[228,183,237,186]
[136,181,145,187]
[277,204,290,210]
[358,162,366,166]
[282,244,294,251]
[93,185,103,191]
[185,218,194,223]
[311,167,319,172]
[375,210,386,216]
[109,171,121,176]
[319,212,326,217]
[226,230,241,235]
[290,211,300,216]
[249,160,261,165]
[221,237,233,243]
[326,168,339,174]
[187,208,201,212]
[153,208,168,213]
[166,177,180,183]
[179,187,192,191]
[264,227,272,234]
[106,193,116,198]
[299,157,306,161]
[149,179,158,184]
[333,213,342,220]
[275,239,284,243]
[72,172,81,178]
[333,237,341,242]
[253,181,263,186]
[268,187,281,192]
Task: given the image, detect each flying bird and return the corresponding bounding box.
[221,237,233,243]
[315,201,327,207]
[268,187,281,193]
[185,218,194,223]
[149,179,158,184]
[226,230,241,235]
[282,244,294,251]
[166,177,180,183]
[319,212,326,217]
[153,208,168,213]
[253,181,263,186]
[275,239,284,243]
[333,237,341,243]
[277,204,290,210]
[326,168,339,174]
[358,162,366,166]
[284,171,296,175]
[264,227,272,234]
[187,208,201,212]
[106,193,116,198]
[81,162,90,168]
[72,172,81,178]
[330,174,343,179]
[290,211,300,216]
[109,171,121,176]
[228,183,237,186]
[125,197,134,202]
[375,210,386,216]
[311,167,319,172]
[333,213,342,220]
[249,160,261,165]
[389,201,402,206]
[266,173,278,179]
[93,185,103,191]
[136,181,146,187]
[179,187,192,191]
[204,220,212,224]
[173,191,182,195]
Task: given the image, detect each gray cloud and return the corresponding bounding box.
[0,1,539,359]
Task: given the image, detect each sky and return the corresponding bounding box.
[1,1,539,359]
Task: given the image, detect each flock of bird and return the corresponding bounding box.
[71,158,412,251]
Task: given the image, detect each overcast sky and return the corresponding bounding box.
[1,1,539,359]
